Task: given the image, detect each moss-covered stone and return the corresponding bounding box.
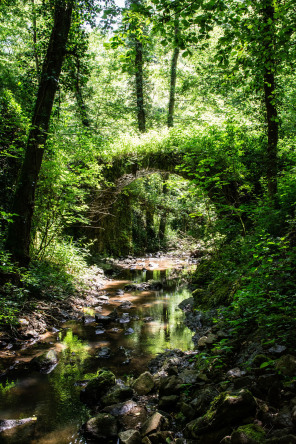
[101,385,133,406]
[80,369,116,406]
[132,371,154,395]
[231,424,266,443]
[81,413,117,442]
[185,389,257,439]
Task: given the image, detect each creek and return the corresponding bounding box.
[0,257,194,444]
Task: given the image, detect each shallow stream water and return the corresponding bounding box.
[0,258,194,443]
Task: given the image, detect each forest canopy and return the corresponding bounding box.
[0,0,296,345]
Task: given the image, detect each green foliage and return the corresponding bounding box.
[0,380,16,394]
[221,232,296,344]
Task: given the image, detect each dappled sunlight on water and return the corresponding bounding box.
[0,258,194,443]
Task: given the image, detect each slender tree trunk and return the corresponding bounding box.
[31,0,40,83]
[159,173,169,242]
[135,39,146,133]
[6,1,73,266]
[74,55,90,127]
[262,0,278,199]
[146,206,155,248]
[167,25,179,128]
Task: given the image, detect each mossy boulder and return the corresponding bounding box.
[81,413,117,442]
[185,389,257,439]
[101,384,133,406]
[80,369,116,406]
[118,429,142,444]
[132,371,154,395]
[231,424,266,443]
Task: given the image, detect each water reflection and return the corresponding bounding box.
[0,260,193,443]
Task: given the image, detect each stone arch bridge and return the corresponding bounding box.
[83,146,243,254]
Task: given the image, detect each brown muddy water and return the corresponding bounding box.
[0,258,194,443]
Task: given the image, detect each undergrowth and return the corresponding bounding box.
[0,236,91,327]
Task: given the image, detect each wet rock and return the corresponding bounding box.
[119,429,142,444]
[95,328,105,335]
[230,424,266,443]
[0,417,37,432]
[275,355,296,376]
[97,346,111,358]
[102,400,138,417]
[141,412,168,437]
[185,389,257,439]
[125,328,135,335]
[102,384,133,406]
[83,315,96,324]
[80,369,116,406]
[98,295,110,302]
[124,281,162,292]
[143,317,154,323]
[124,283,144,291]
[81,413,117,442]
[0,417,37,443]
[119,313,130,324]
[95,313,114,324]
[110,327,121,332]
[133,371,155,395]
[114,403,148,429]
[120,300,132,308]
[31,349,58,374]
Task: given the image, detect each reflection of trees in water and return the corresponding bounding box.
[164,323,170,342]
[48,331,90,428]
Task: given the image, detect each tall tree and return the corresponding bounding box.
[109,0,149,132]
[134,36,146,132]
[167,22,179,128]
[6,0,74,266]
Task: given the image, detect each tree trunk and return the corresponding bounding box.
[146,206,155,248]
[6,0,73,266]
[31,0,40,83]
[262,0,278,199]
[159,173,169,242]
[74,55,90,127]
[135,38,146,133]
[167,25,179,128]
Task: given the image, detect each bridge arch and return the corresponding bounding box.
[82,138,245,255]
